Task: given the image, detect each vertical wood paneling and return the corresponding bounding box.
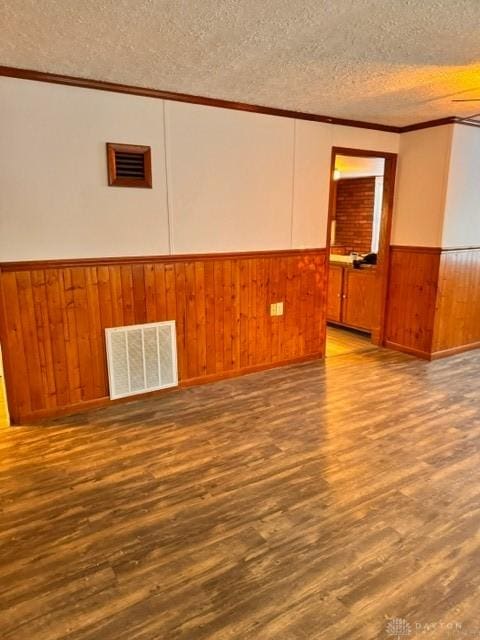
[62,268,82,405]
[0,250,327,422]
[239,260,249,370]
[120,265,135,326]
[184,261,199,379]
[85,267,107,399]
[30,271,56,410]
[384,247,440,357]
[433,249,480,355]
[45,269,70,408]
[132,264,147,325]
[204,261,217,375]
[223,260,234,372]
[15,271,44,411]
[173,262,187,381]
[385,246,480,359]
[213,261,225,374]
[109,265,124,327]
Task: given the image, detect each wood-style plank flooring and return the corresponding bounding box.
[0,374,8,427]
[1,347,480,639]
[325,325,375,358]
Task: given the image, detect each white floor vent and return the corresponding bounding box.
[106,321,178,400]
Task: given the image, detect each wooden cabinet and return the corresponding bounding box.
[327,265,377,332]
[343,270,377,331]
[327,265,343,323]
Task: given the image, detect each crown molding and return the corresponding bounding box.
[0,65,401,133]
[2,65,479,135]
[400,116,480,133]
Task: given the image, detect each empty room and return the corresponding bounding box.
[1,1,480,638]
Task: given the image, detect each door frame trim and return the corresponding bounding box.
[324,147,397,348]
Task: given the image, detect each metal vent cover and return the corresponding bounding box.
[105,321,178,400]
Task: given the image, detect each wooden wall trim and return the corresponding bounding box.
[0,65,400,133]
[430,342,480,360]
[383,341,432,360]
[400,117,456,133]
[440,246,480,253]
[389,245,442,255]
[390,245,480,254]
[0,248,326,272]
[1,65,478,134]
[400,116,480,133]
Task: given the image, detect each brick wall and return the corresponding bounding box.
[334,177,375,254]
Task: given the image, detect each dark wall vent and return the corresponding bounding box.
[106,143,152,188]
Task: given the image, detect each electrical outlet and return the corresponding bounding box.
[270,302,284,316]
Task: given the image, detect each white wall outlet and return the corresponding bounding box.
[276,302,284,316]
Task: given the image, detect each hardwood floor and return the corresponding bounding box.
[1,347,480,639]
[0,374,9,427]
[325,324,375,357]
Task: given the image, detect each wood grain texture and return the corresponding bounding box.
[326,265,343,323]
[384,246,441,358]
[1,346,480,639]
[0,371,8,427]
[325,325,375,358]
[0,250,327,423]
[326,264,377,332]
[342,269,377,332]
[385,246,480,359]
[432,248,480,356]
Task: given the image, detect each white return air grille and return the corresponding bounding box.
[105,321,178,399]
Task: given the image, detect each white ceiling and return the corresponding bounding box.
[2,0,480,127]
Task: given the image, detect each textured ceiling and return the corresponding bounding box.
[2,0,480,126]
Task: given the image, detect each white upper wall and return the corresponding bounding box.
[291,120,332,248]
[442,124,480,247]
[332,125,399,154]
[0,77,170,261]
[0,76,401,261]
[165,101,293,253]
[392,125,453,247]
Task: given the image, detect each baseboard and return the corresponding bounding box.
[383,340,432,360]
[430,341,480,360]
[384,339,480,361]
[12,352,324,425]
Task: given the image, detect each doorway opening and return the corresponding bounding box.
[325,147,397,358]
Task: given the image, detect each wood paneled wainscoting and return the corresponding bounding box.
[385,245,480,359]
[0,249,327,423]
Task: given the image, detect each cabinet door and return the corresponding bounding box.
[342,270,377,331]
[327,266,343,323]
